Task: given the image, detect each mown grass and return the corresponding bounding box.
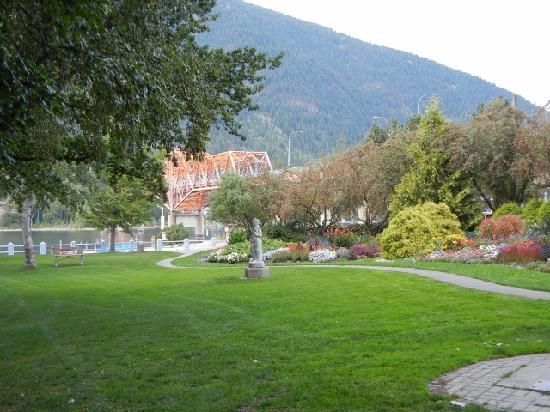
[1,252,549,411]
[173,251,550,292]
[348,259,550,292]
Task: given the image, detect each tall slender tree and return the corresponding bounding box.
[391,101,480,229]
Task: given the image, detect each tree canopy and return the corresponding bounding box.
[1,0,280,266]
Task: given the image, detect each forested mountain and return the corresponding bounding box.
[202,0,536,167]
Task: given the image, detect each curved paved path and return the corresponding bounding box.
[430,354,550,411]
[159,255,550,300]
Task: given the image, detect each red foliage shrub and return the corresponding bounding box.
[287,243,306,252]
[498,241,543,263]
[326,227,357,248]
[478,214,525,241]
[348,243,380,260]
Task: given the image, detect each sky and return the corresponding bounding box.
[244,0,550,107]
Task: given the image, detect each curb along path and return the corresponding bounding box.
[158,256,550,300]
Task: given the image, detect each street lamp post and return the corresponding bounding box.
[287,130,303,167]
[372,116,390,126]
[157,205,165,230]
[417,93,429,114]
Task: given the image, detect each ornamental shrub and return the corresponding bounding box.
[522,199,542,226]
[214,241,251,256]
[165,224,190,242]
[380,202,462,259]
[336,247,350,259]
[537,202,550,234]
[442,233,471,251]
[264,223,306,243]
[326,227,358,248]
[498,241,543,263]
[270,250,309,263]
[493,202,522,218]
[228,228,247,245]
[307,236,331,251]
[348,243,380,260]
[478,215,525,241]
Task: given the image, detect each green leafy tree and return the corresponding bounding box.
[1,1,279,267]
[493,202,522,218]
[208,173,259,232]
[337,129,412,234]
[391,101,480,229]
[84,176,161,252]
[448,98,529,209]
[367,124,389,144]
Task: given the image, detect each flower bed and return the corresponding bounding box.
[426,244,502,263]
[308,249,337,263]
[207,249,249,264]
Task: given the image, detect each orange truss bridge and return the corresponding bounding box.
[165,150,272,213]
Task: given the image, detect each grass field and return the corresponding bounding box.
[1,252,549,411]
[173,251,550,292]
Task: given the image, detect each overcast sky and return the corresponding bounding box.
[245,0,549,107]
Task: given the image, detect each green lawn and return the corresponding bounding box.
[347,259,550,292]
[1,252,549,411]
[173,252,550,292]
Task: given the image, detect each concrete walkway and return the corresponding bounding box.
[430,354,550,411]
[155,241,226,269]
[158,251,550,301]
[317,265,550,301]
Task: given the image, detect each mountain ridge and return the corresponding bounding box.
[202,0,536,167]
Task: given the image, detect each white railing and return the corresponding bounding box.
[0,240,155,255]
[0,238,218,256]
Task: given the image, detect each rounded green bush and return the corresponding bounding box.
[165,224,190,242]
[228,228,247,245]
[493,202,522,218]
[537,201,550,233]
[380,202,462,259]
[522,199,542,225]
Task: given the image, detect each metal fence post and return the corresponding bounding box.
[7,242,14,256]
[39,242,47,255]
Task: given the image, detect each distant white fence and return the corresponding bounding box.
[0,238,216,256]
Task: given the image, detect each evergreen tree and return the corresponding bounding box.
[391,101,480,229]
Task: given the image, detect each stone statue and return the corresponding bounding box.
[244,218,271,279]
[251,218,263,264]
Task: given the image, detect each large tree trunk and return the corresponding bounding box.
[109,226,116,252]
[21,194,36,268]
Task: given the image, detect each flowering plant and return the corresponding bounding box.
[207,249,249,264]
[308,249,337,263]
[348,243,380,260]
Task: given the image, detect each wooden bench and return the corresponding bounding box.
[52,247,84,267]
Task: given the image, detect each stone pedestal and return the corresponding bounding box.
[244,261,271,279]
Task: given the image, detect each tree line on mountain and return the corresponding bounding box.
[210,98,549,235]
[202,0,536,167]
